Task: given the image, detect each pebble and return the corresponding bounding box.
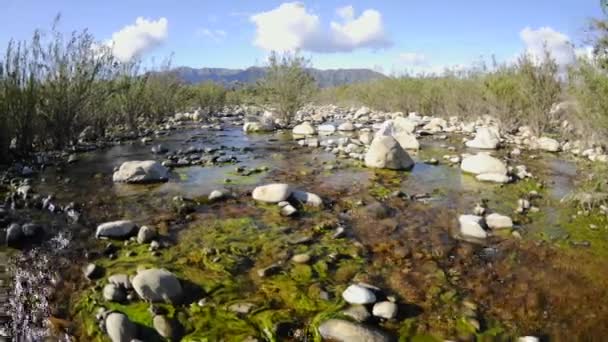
[291,253,311,264]
[372,301,398,319]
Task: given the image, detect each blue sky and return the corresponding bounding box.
[0,0,604,74]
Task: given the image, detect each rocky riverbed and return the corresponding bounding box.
[2,105,608,341]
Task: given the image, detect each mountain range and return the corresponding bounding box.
[171,66,387,88]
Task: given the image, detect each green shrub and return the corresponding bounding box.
[256,51,317,125]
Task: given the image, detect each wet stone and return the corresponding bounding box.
[373,301,398,320]
[84,263,103,280]
[342,284,377,305]
[318,319,392,342]
[342,305,371,322]
[103,284,126,302]
[153,315,174,339]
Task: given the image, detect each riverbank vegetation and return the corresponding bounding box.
[2,17,608,163]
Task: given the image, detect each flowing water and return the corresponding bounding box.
[2,122,607,341]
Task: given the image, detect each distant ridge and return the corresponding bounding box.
[171,66,387,88]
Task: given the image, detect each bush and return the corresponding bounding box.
[569,59,608,141]
[194,82,227,116]
[256,51,317,125]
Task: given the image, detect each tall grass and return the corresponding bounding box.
[0,22,198,162]
[317,53,563,136]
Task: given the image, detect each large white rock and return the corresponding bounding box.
[458,215,488,239]
[338,122,356,131]
[364,136,414,170]
[252,184,292,203]
[465,127,501,150]
[342,284,377,305]
[393,132,420,150]
[461,153,507,176]
[292,122,316,135]
[318,319,392,342]
[132,268,183,303]
[392,117,417,134]
[112,161,169,183]
[486,213,514,229]
[96,220,136,239]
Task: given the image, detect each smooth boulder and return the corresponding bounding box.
[342,284,377,305]
[461,153,507,176]
[132,268,183,303]
[96,220,137,239]
[292,122,316,135]
[318,319,392,342]
[338,122,356,131]
[112,161,169,183]
[105,312,137,342]
[364,136,414,170]
[252,184,292,203]
[393,132,420,151]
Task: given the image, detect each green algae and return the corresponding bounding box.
[72,212,372,340]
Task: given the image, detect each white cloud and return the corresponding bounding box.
[398,52,428,65]
[197,28,227,42]
[107,17,168,62]
[336,5,354,21]
[520,26,576,66]
[250,2,391,53]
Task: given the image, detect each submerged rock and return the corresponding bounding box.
[364,136,414,170]
[252,184,292,203]
[318,319,392,342]
[342,284,377,305]
[96,220,137,240]
[243,120,274,133]
[112,161,169,183]
[105,312,137,342]
[132,268,183,303]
